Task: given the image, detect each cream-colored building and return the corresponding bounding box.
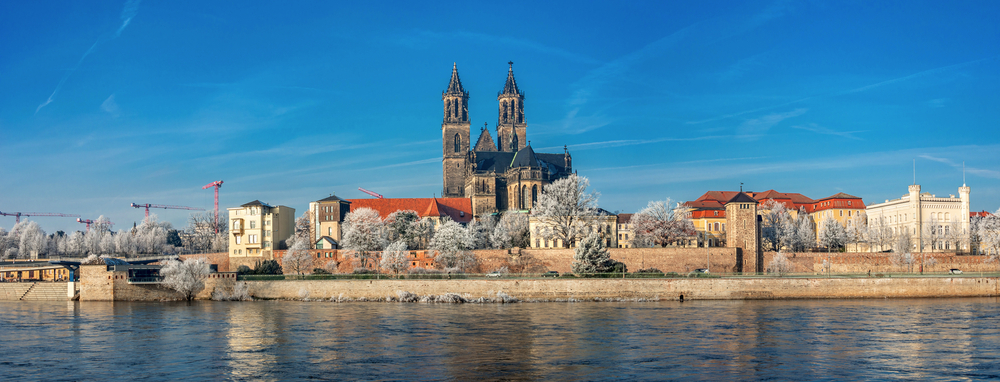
[228,200,295,259]
[865,184,970,252]
[308,195,352,249]
[616,214,635,248]
[528,213,618,249]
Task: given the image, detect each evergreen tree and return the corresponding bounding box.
[571,233,618,274]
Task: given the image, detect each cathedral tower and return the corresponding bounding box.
[442,63,470,198]
[496,62,526,152]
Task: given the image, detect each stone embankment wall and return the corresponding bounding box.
[79,265,237,301]
[245,277,999,301]
[764,252,997,274]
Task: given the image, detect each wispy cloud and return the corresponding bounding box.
[394,30,600,66]
[538,135,723,152]
[791,122,863,140]
[919,154,1000,180]
[36,0,141,114]
[101,94,120,117]
[836,56,997,96]
[738,108,807,137]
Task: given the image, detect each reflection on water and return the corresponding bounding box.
[1,298,998,380]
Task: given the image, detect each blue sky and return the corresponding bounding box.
[2,1,999,234]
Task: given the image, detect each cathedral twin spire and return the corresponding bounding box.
[444,62,526,153]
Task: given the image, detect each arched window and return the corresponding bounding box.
[945,212,950,221]
[453,133,461,152]
[522,185,528,209]
[512,134,519,151]
[531,185,538,207]
[713,222,719,231]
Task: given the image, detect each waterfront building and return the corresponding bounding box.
[528,211,617,249]
[865,184,971,252]
[616,213,634,248]
[228,201,295,260]
[308,194,352,249]
[683,189,866,247]
[725,192,763,273]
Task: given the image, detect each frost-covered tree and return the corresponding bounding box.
[532,174,600,248]
[973,209,1000,269]
[380,240,411,276]
[846,215,868,251]
[632,198,696,248]
[383,210,421,249]
[468,214,496,249]
[867,216,894,252]
[891,251,916,273]
[342,207,385,269]
[183,212,229,253]
[160,257,210,300]
[17,220,47,259]
[818,216,848,252]
[491,211,529,249]
[131,214,168,256]
[894,230,913,254]
[766,252,793,276]
[782,209,815,252]
[430,219,475,270]
[283,213,314,275]
[571,232,620,274]
[759,199,792,251]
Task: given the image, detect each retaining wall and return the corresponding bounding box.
[245,276,1000,301]
[79,265,237,301]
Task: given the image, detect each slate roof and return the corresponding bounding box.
[347,198,473,224]
[241,200,272,207]
[316,195,351,203]
[617,213,634,224]
[725,192,758,204]
[471,146,569,175]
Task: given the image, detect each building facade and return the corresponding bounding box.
[865,184,971,252]
[308,195,352,249]
[616,213,635,248]
[228,200,295,260]
[440,63,574,215]
[529,213,618,249]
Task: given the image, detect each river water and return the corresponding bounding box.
[1,298,998,381]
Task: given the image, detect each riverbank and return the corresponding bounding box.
[243,276,1000,301]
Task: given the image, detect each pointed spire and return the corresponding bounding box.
[445,62,466,95]
[501,61,520,95]
[474,123,497,152]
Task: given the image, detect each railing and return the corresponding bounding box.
[127,276,164,284]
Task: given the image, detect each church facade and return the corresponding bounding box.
[441,62,573,215]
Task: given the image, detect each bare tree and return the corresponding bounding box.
[342,207,385,269]
[160,257,211,300]
[184,212,229,253]
[430,220,475,270]
[766,252,793,276]
[974,209,1000,270]
[632,198,696,248]
[867,216,894,252]
[380,240,411,276]
[846,215,868,252]
[17,220,47,259]
[532,174,599,248]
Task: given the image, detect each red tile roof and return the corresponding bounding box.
[347,198,473,224]
[686,189,865,214]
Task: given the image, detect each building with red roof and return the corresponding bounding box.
[347,197,474,225]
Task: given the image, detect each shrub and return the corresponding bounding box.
[253,260,283,275]
[312,268,330,275]
[236,265,252,275]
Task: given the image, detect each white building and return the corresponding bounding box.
[865,184,970,252]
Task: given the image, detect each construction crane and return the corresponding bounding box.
[0,211,80,224]
[202,180,224,233]
[77,218,115,232]
[358,187,384,199]
[130,203,205,218]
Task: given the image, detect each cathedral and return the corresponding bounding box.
[441,62,574,215]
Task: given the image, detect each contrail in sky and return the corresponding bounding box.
[36,0,141,114]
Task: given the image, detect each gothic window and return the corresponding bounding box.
[454,133,461,152]
[512,134,518,151]
[522,185,528,209]
[532,185,538,207]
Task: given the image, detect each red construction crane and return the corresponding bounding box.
[358,187,384,199]
[77,218,115,232]
[202,180,224,233]
[0,211,80,224]
[130,203,205,217]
